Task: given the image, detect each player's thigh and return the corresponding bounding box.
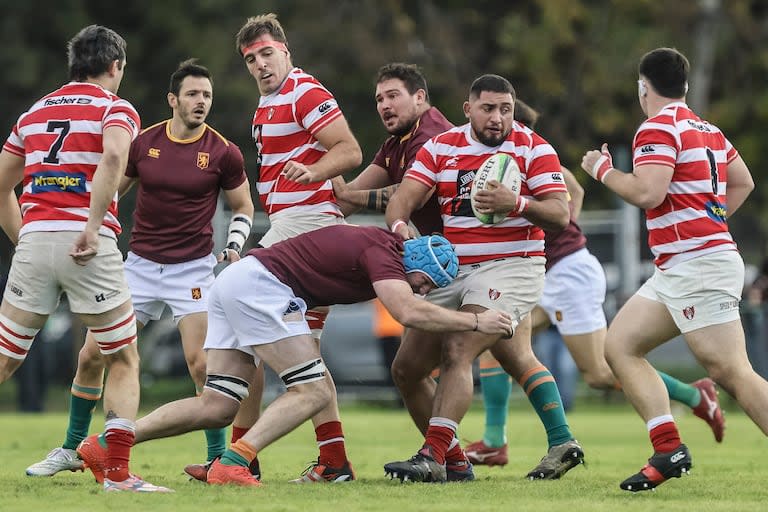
[684,320,750,373]
[606,293,678,357]
[530,306,550,335]
[561,328,608,373]
[490,313,533,378]
[393,327,443,378]
[205,348,257,383]
[178,311,207,359]
[251,334,322,376]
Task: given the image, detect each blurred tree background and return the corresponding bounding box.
[1,0,767,266]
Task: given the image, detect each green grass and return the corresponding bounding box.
[1,401,767,511]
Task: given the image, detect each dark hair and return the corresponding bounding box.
[67,25,127,81]
[235,13,288,54]
[513,99,540,128]
[469,74,516,100]
[638,47,689,99]
[169,59,212,96]
[376,63,430,103]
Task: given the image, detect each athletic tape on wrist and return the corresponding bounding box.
[226,214,252,254]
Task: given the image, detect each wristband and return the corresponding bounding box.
[391,219,407,233]
[515,196,529,214]
[472,312,478,332]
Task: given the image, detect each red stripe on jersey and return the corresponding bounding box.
[405,122,565,264]
[633,102,736,268]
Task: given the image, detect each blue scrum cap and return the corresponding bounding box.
[402,235,459,288]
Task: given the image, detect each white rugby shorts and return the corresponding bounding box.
[636,249,743,333]
[124,251,216,325]
[204,256,311,364]
[540,248,607,336]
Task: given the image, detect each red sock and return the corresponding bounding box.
[649,421,681,453]
[105,428,134,482]
[231,426,249,444]
[444,440,464,463]
[424,425,455,464]
[316,421,347,468]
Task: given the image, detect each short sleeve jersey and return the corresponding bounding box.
[3,82,140,239]
[404,122,566,265]
[126,121,246,263]
[632,102,738,269]
[372,107,454,235]
[248,225,406,308]
[252,68,343,218]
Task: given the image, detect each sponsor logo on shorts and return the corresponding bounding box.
[148,148,160,158]
[683,305,695,320]
[8,283,22,297]
[31,172,87,193]
[94,290,120,303]
[191,288,202,300]
[488,288,501,301]
[197,152,210,170]
[719,300,739,311]
[283,300,301,315]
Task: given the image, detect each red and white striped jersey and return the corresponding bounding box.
[632,101,738,269]
[3,82,140,239]
[252,68,343,218]
[405,122,566,265]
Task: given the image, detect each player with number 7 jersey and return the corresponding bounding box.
[4,81,139,238]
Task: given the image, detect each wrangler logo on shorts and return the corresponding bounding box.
[488,288,501,301]
[197,152,210,169]
[191,288,202,300]
[683,306,695,320]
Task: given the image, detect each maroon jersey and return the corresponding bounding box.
[126,120,247,263]
[544,214,587,271]
[372,107,453,235]
[249,225,406,308]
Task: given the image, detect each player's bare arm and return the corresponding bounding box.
[0,150,24,245]
[282,116,362,184]
[372,279,513,335]
[385,178,431,239]
[581,144,672,209]
[218,179,256,263]
[725,155,754,216]
[561,166,584,222]
[70,125,132,265]
[332,163,393,215]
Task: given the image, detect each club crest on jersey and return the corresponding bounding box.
[489,288,501,301]
[683,305,695,320]
[197,152,210,170]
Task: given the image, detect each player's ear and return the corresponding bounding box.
[167,92,177,109]
[463,101,470,119]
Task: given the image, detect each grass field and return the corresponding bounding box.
[1,400,767,511]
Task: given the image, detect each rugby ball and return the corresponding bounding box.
[470,153,522,224]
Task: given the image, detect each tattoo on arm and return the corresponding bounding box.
[366,184,399,212]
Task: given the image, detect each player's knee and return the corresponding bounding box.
[203,373,250,426]
[0,355,24,383]
[582,368,615,390]
[77,342,105,376]
[279,358,331,408]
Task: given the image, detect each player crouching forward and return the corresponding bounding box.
[78,225,514,486]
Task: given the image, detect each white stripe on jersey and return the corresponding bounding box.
[444,214,531,229]
[260,141,325,166]
[668,180,724,195]
[634,144,677,162]
[455,239,545,256]
[18,120,103,137]
[19,220,117,239]
[647,207,707,229]
[651,232,734,255]
[25,150,102,166]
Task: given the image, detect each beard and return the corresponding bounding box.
[473,127,510,147]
